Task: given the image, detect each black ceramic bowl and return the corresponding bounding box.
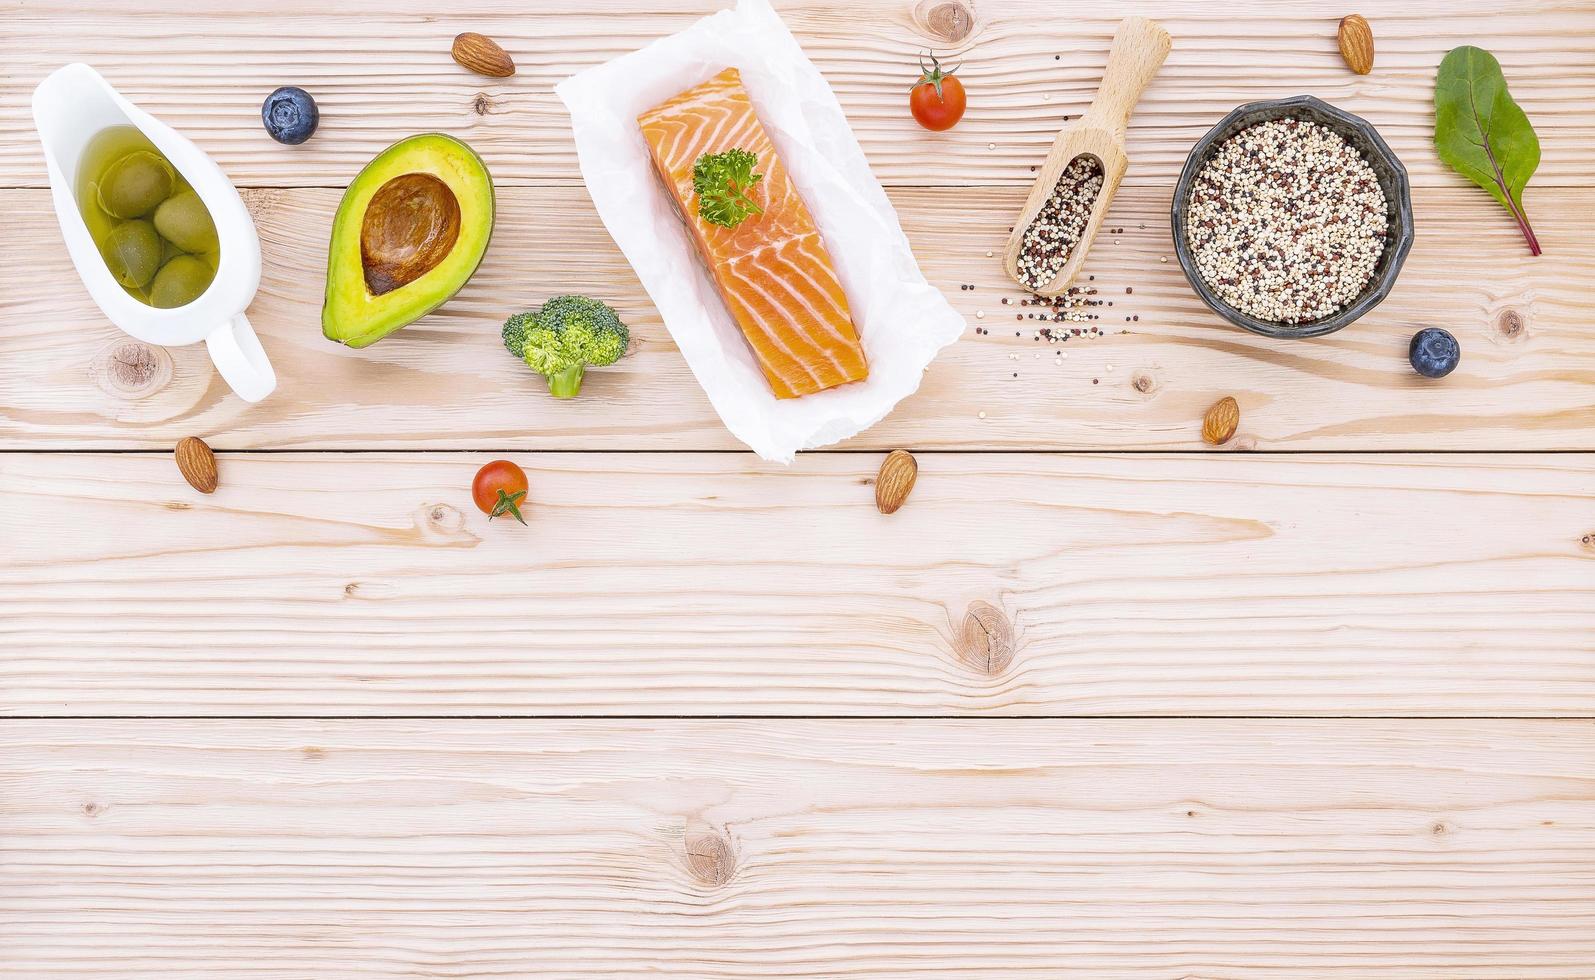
[1171,95,1414,338]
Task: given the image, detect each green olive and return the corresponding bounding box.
[99,219,162,289]
[153,190,218,254]
[96,149,175,219]
[149,254,215,309]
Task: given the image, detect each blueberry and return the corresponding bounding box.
[1409,327,1461,379]
[262,86,318,145]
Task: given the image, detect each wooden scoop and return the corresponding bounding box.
[1002,17,1171,296]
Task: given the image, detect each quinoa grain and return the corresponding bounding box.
[1185,118,1388,323]
[1016,154,1104,291]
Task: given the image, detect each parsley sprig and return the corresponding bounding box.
[692,148,764,229]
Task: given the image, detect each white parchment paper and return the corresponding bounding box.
[556,0,964,462]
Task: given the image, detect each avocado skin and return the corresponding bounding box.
[322,133,494,348]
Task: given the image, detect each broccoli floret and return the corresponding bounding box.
[519,295,629,398]
[501,310,538,358]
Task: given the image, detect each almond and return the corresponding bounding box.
[1337,15,1374,75]
[1201,396,1240,446]
[874,450,918,514]
[451,32,515,78]
[174,436,218,493]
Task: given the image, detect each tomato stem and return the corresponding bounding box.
[490,488,528,525]
[916,50,961,100]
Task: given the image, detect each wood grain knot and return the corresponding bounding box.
[344,580,399,599]
[414,503,481,548]
[1431,821,1449,836]
[1580,532,1594,554]
[959,600,1014,675]
[472,93,496,116]
[1496,308,1525,339]
[917,0,975,43]
[1130,372,1156,395]
[81,801,107,818]
[684,831,736,887]
[424,504,463,530]
[90,338,172,400]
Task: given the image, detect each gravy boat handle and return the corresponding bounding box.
[205,314,276,403]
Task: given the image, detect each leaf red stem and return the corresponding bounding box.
[1470,79,1541,257]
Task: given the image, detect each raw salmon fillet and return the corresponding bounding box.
[638,68,868,399]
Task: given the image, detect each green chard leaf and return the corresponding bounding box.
[692,148,764,229]
[1434,45,1542,255]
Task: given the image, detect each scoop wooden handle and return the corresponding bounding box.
[1080,17,1171,142]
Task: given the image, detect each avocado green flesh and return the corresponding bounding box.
[322,134,494,348]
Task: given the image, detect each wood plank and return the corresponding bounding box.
[4,719,1593,977]
[3,0,1592,189]
[3,451,1591,716]
[3,184,1591,451]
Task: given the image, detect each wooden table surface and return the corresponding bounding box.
[2,0,1592,976]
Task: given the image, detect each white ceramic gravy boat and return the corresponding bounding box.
[33,63,276,402]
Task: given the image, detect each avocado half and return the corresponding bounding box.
[322,133,494,348]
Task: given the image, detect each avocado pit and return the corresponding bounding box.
[322,133,494,348]
[360,172,461,296]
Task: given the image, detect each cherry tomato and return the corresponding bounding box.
[909,52,966,132]
[472,460,529,525]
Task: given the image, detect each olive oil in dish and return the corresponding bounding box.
[75,125,219,308]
